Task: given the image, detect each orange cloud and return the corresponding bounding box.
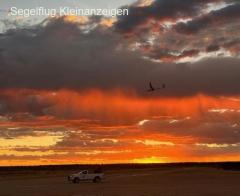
[0,88,240,165]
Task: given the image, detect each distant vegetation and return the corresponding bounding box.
[0,162,239,172]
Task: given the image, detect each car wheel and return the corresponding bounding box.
[93,176,101,183]
[73,178,80,183]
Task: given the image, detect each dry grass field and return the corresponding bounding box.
[0,163,239,196]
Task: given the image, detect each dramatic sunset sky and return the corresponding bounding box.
[0,0,240,166]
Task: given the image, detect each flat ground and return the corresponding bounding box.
[0,167,239,196]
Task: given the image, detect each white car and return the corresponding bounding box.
[68,170,104,183]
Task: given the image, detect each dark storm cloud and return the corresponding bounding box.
[56,137,128,148]
[141,118,240,144]
[0,17,146,90]
[55,129,131,148]
[138,107,240,144]
[115,0,219,34]
[0,92,54,116]
[174,3,240,34]
[149,48,200,62]
[206,44,220,52]
[0,16,240,96]
[0,126,66,139]
[113,0,240,62]
[0,127,34,139]
[182,144,240,158]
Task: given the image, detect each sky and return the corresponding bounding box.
[0,0,240,166]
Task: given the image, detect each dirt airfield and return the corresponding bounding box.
[0,166,239,196]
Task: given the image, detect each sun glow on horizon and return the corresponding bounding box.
[133,156,168,164]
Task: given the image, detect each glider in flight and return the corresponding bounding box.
[147,82,166,92]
